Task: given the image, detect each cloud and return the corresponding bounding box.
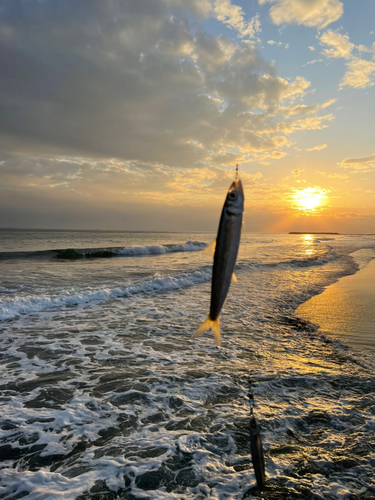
[306,143,327,151]
[320,30,354,59]
[319,30,375,89]
[339,153,375,170]
[212,0,261,38]
[0,4,338,191]
[267,40,282,46]
[0,0,333,169]
[303,58,323,66]
[249,150,288,165]
[0,0,343,229]
[277,99,336,118]
[259,0,343,29]
[291,168,304,177]
[333,211,373,220]
[209,152,247,166]
[339,58,375,89]
[308,46,315,51]
[0,156,264,205]
[316,171,348,179]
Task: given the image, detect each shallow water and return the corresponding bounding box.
[296,251,375,352]
[0,230,375,499]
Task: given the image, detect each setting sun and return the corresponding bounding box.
[293,187,327,212]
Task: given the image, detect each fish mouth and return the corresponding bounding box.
[229,179,244,196]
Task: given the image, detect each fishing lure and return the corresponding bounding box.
[248,379,266,493]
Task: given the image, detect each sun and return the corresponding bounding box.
[293,187,327,212]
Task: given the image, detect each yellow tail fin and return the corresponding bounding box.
[192,316,221,346]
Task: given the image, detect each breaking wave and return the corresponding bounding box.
[0,240,208,260]
[0,267,211,321]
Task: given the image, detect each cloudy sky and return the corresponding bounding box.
[1,0,374,232]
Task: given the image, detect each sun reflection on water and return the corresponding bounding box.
[301,235,314,255]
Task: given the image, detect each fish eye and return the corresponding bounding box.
[228,191,238,201]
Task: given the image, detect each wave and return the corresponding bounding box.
[237,249,341,271]
[0,241,208,261]
[280,250,340,268]
[0,268,211,321]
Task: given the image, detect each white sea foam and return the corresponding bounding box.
[0,268,211,321]
[0,470,89,500]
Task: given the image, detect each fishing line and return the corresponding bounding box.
[236,163,245,232]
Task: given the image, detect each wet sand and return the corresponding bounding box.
[296,257,375,352]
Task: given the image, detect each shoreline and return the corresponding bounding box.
[296,255,375,353]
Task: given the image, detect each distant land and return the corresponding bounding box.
[289,232,340,235]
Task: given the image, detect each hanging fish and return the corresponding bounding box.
[193,167,244,346]
[249,414,266,493]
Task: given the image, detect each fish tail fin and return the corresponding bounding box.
[192,316,221,346]
[192,316,211,338]
[212,318,221,346]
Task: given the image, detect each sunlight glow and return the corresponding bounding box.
[293,187,327,212]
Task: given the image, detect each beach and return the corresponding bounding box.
[296,249,375,352]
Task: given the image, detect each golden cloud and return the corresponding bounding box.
[306,144,328,152]
[339,153,375,170]
[258,0,343,29]
[320,30,375,89]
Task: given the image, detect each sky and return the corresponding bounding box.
[1,0,375,233]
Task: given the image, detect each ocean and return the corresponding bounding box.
[0,230,374,500]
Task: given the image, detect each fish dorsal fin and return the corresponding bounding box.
[231,273,237,283]
[204,240,216,256]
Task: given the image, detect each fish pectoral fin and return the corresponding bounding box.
[192,316,221,346]
[203,240,216,256]
[231,273,237,283]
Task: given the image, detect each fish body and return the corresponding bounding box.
[193,178,244,345]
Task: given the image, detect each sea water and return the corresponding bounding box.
[0,230,374,499]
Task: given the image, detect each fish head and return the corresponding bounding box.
[225,179,244,215]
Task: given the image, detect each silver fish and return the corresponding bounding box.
[193,177,244,345]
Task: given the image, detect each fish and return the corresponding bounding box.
[193,175,244,346]
[249,415,266,492]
